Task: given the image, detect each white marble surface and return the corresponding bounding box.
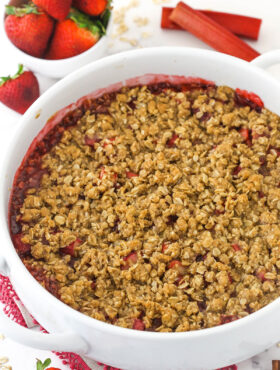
[1,0,280,369]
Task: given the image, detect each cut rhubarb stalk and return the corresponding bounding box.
[170,2,260,62]
[161,7,262,40]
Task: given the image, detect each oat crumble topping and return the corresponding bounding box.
[10,83,280,332]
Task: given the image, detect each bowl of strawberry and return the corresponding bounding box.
[2,0,112,78]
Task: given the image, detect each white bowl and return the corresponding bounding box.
[1,47,280,370]
[1,2,113,79]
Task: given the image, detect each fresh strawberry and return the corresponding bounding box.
[73,0,108,16]
[45,8,101,60]
[0,64,39,114]
[32,0,72,20]
[5,4,54,58]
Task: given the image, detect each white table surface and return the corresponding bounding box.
[1,0,280,369]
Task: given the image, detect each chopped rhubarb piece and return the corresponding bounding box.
[199,112,211,122]
[232,166,242,176]
[170,2,260,62]
[259,156,266,165]
[167,134,179,147]
[91,281,96,290]
[232,243,241,252]
[133,318,145,331]
[220,315,239,325]
[122,251,138,270]
[161,7,262,40]
[228,273,233,284]
[235,88,264,112]
[162,242,169,253]
[168,260,186,275]
[214,209,225,215]
[258,191,265,198]
[100,167,106,179]
[13,233,31,257]
[239,128,249,141]
[126,171,139,178]
[256,269,266,282]
[103,137,116,148]
[84,135,101,147]
[61,238,82,256]
[168,260,182,269]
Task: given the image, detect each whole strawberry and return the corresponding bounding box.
[45,9,102,60]
[32,0,72,21]
[73,0,108,16]
[0,64,39,114]
[5,4,54,58]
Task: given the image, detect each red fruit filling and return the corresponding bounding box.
[167,134,179,147]
[220,315,239,325]
[61,238,82,256]
[232,243,241,252]
[126,171,139,178]
[121,251,138,270]
[132,318,145,330]
[235,88,264,112]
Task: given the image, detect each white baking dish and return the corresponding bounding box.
[0,47,280,370]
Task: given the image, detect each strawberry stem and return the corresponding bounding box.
[5,3,41,17]
[69,8,103,36]
[0,64,25,87]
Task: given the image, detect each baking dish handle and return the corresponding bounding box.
[0,309,88,353]
[251,50,280,69]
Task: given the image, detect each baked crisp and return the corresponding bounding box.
[9,82,280,332]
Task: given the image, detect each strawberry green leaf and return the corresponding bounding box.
[101,8,111,30]
[5,4,41,17]
[43,358,51,369]
[69,8,102,36]
[36,358,51,370]
[0,64,25,87]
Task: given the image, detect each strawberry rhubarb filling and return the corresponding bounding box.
[9,81,280,332]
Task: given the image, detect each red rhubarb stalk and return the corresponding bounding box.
[161,7,262,40]
[169,2,260,62]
